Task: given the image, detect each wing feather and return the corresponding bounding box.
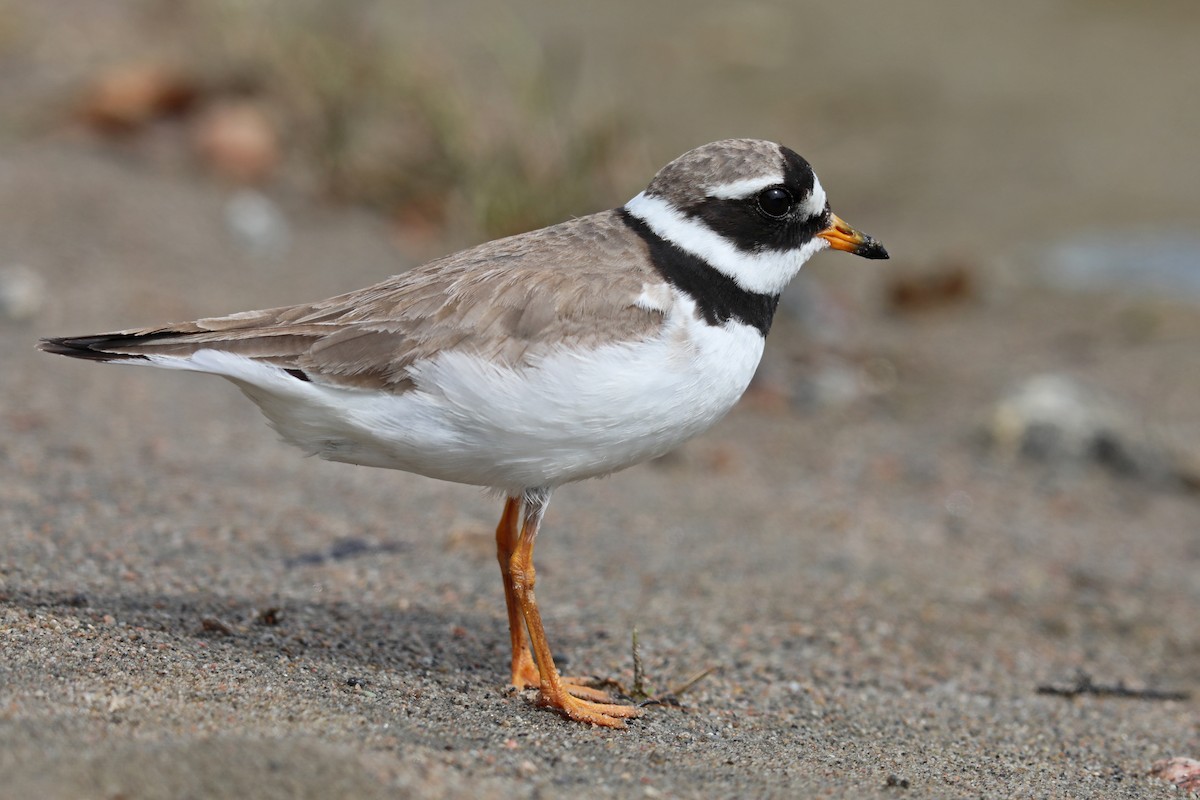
[41,211,671,392]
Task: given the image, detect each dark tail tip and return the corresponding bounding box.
[38,336,147,362]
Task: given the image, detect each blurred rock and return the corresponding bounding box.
[79,63,198,134]
[794,361,863,410]
[224,190,290,256]
[1038,231,1200,302]
[886,262,975,314]
[0,264,46,321]
[985,374,1194,488]
[778,281,850,345]
[193,101,280,184]
[393,196,452,245]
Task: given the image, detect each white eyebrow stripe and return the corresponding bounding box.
[708,175,784,200]
[802,174,827,218]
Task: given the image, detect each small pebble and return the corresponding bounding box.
[1150,757,1200,793]
[225,190,289,255]
[0,265,46,321]
[985,373,1185,485]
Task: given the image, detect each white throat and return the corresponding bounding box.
[624,191,828,296]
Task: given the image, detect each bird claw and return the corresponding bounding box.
[511,663,614,703]
[537,691,643,728]
[510,649,617,701]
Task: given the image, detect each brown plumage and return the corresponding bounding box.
[644,138,785,208]
[41,211,668,391]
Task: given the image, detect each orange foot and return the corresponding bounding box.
[511,650,613,703]
[538,691,643,728]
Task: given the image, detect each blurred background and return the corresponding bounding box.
[3,0,1198,256]
[2,2,1199,795]
[4,0,1198,473]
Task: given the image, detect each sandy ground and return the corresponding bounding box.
[2,2,1200,798]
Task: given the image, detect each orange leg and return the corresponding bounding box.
[496,496,540,688]
[507,488,641,727]
[495,495,613,704]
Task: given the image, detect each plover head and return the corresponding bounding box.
[623,138,888,298]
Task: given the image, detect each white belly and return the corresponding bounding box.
[160,300,765,493]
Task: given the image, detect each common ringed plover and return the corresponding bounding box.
[41,138,888,727]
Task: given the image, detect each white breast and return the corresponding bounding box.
[151,293,766,493]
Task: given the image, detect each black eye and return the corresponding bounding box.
[756,186,794,218]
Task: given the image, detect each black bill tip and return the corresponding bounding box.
[856,236,889,260]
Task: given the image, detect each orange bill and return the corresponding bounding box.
[818,213,889,260]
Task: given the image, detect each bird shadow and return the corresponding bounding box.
[7,584,548,690]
